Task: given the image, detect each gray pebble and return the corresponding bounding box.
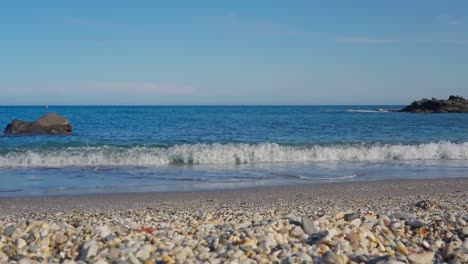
[301,215,319,235]
[5,225,16,237]
[306,231,328,245]
[344,212,358,222]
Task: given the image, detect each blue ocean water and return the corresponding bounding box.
[1,106,468,196]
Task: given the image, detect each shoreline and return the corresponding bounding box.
[1,177,467,214]
[1,178,467,263]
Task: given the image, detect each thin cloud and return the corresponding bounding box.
[446,20,463,26]
[436,14,463,26]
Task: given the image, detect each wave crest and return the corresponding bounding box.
[0,142,467,168]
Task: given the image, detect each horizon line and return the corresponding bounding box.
[0,104,406,107]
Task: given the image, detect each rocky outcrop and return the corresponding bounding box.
[400,96,468,113]
[3,113,72,135]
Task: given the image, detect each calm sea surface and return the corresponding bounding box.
[1,106,468,196]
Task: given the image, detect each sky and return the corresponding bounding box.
[1,0,467,105]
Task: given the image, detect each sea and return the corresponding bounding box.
[1,106,468,196]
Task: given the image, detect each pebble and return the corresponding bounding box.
[16,238,27,249]
[306,231,328,245]
[18,259,35,264]
[0,251,8,263]
[435,240,445,248]
[415,200,433,210]
[334,212,345,219]
[344,212,358,221]
[108,247,119,261]
[135,245,152,260]
[321,251,348,264]
[406,219,425,228]
[448,214,457,223]
[396,241,409,255]
[407,251,434,264]
[463,239,468,250]
[128,253,140,264]
[296,252,312,262]
[457,217,466,225]
[0,194,467,263]
[10,254,25,261]
[290,225,305,238]
[462,226,468,235]
[5,225,16,237]
[55,234,68,244]
[97,225,111,238]
[443,242,454,259]
[422,240,431,249]
[105,233,117,241]
[301,215,319,234]
[80,239,99,260]
[349,218,361,228]
[393,212,415,220]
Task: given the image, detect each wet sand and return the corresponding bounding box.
[1,178,467,215]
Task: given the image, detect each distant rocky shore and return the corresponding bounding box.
[400,95,468,113]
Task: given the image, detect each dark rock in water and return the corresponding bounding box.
[400,95,468,113]
[3,113,72,135]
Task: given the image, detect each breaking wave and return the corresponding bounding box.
[323,109,394,113]
[0,142,467,168]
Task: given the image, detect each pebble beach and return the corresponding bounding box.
[1,178,467,264]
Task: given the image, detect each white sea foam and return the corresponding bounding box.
[0,142,467,168]
[295,175,358,180]
[323,109,394,113]
[344,109,390,113]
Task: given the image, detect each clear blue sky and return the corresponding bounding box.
[1,0,467,105]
